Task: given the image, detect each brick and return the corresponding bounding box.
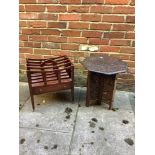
[38,13,58,20]
[51,50,72,56]
[90,6,112,14]
[48,36,67,43]
[68,37,87,44]
[20,58,26,64]
[19,53,25,59]
[19,0,36,4]
[25,5,45,12]
[110,40,131,46]
[117,73,134,79]
[124,61,135,67]
[120,47,135,54]
[125,32,135,39]
[29,35,48,41]
[126,16,135,23]
[60,0,81,4]
[104,32,125,38]
[61,44,79,50]
[113,6,135,14]
[105,0,129,5]
[24,42,41,48]
[48,22,67,28]
[102,15,124,23]
[128,67,135,74]
[22,29,40,35]
[47,6,67,12]
[20,48,33,54]
[68,6,89,13]
[81,14,101,22]
[19,42,24,47]
[42,42,60,49]
[38,0,59,3]
[112,24,134,31]
[25,54,43,59]
[41,29,60,35]
[100,46,120,52]
[28,21,46,28]
[19,21,27,27]
[119,54,130,60]
[34,49,51,55]
[90,23,111,30]
[19,35,28,41]
[132,40,135,47]
[130,0,135,6]
[19,13,38,19]
[62,30,81,37]
[69,22,89,29]
[82,31,102,38]
[130,55,135,61]
[82,0,104,3]
[89,39,109,45]
[19,5,25,12]
[59,14,80,21]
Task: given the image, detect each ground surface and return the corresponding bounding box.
[19,82,135,155]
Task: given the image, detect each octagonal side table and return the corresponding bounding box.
[81,55,128,110]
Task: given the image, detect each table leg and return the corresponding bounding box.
[109,76,116,110]
[86,71,91,107]
[96,75,104,105]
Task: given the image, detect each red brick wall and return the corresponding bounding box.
[19,0,135,90]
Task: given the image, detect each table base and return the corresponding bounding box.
[86,71,116,109]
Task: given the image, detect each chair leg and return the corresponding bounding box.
[30,94,35,111]
[71,86,74,102]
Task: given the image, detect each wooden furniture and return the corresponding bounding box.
[81,55,127,110]
[26,56,74,111]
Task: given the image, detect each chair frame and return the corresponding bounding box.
[26,56,74,111]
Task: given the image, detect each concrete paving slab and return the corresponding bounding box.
[19,82,30,110]
[69,88,135,155]
[20,88,80,132]
[19,128,71,155]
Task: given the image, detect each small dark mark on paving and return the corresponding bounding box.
[89,121,96,128]
[82,144,84,147]
[51,144,58,149]
[37,139,40,143]
[122,120,129,124]
[91,118,98,123]
[78,104,81,107]
[112,108,119,111]
[64,120,67,122]
[36,124,39,127]
[44,146,48,149]
[99,127,104,131]
[91,131,95,133]
[66,115,70,119]
[90,142,94,145]
[124,138,134,146]
[65,107,72,115]
[104,138,107,141]
[20,138,25,144]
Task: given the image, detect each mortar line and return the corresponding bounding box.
[68,88,82,155]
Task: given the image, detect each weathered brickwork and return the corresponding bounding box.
[19,0,135,91]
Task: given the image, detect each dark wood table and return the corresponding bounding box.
[81,55,127,109]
